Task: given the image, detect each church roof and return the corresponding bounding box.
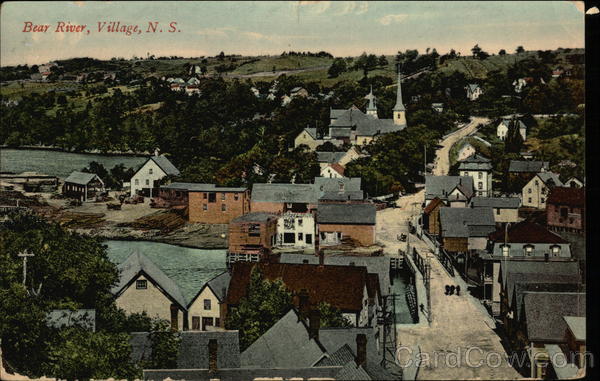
[393,70,405,111]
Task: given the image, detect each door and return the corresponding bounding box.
[202,317,213,331]
[192,316,200,330]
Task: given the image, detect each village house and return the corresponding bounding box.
[508,160,549,176]
[130,151,180,197]
[317,203,377,246]
[439,206,496,253]
[497,117,527,141]
[188,185,250,224]
[187,272,231,330]
[469,196,520,224]
[432,102,444,113]
[546,187,585,234]
[152,181,198,209]
[422,197,444,235]
[290,86,309,98]
[424,175,474,207]
[456,142,476,162]
[225,261,376,327]
[227,212,278,266]
[458,153,493,197]
[294,127,322,150]
[465,84,483,101]
[521,172,562,209]
[320,162,346,178]
[275,211,316,250]
[565,177,584,188]
[512,78,528,93]
[544,316,587,379]
[316,151,346,170]
[111,251,187,330]
[62,171,105,202]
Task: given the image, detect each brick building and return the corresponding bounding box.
[546,187,585,234]
[188,185,250,224]
[316,203,376,246]
[227,212,278,266]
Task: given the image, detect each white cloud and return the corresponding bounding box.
[336,1,369,15]
[378,14,408,26]
[291,1,331,14]
[196,27,236,37]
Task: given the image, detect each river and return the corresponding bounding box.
[104,240,227,306]
[0,148,147,179]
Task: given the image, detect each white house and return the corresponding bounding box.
[565,177,583,188]
[320,163,345,178]
[458,154,493,197]
[276,212,316,249]
[465,84,484,101]
[522,172,563,209]
[130,151,180,197]
[187,272,230,330]
[497,118,527,141]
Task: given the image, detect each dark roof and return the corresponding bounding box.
[330,127,352,138]
[187,271,231,308]
[509,278,582,321]
[317,203,376,225]
[316,151,346,163]
[319,190,364,201]
[563,316,585,341]
[240,309,327,368]
[251,183,317,203]
[143,366,342,381]
[161,182,246,192]
[425,175,474,200]
[330,108,348,119]
[423,197,444,214]
[318,327,383,366]
[508,160,549,173]
[523,292,585,342]
[231,212,277,223]
[226,262,368,312]
[314,344,355,366]
[499,260,581,290]
[130,330,241,369]
[547,187,585,208]
[303,127,318,140]
[64,171,102,185]
[314,177,362,193]
[149,155,181,176]
[470,197,520,209]
[439,207,495,238]
[46,309,96,331]
[111,251,187,309]
[536,172,563,186]
[489,221,568,244]
[458,153,492,170]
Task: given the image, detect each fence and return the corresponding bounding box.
[421,230,455,277]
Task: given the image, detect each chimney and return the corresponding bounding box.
[208,338,218,373]
[309,309,320,340]
[154,147,160,157]
[299,289,310,321]
[356,334,367,367]
[170,304,179,331]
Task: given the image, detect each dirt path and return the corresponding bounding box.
[432,116,489,176]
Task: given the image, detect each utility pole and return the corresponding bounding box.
[17,250,34,286]
[424,144,427,177]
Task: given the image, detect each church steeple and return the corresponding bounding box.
[365,86,378,118]
[393,68,406,126]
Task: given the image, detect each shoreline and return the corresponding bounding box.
[0,145,149,157]
[100,234,228,250]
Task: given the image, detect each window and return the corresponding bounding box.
[136,280,147,289]
[192,316,200,330]
[551,245,561,256]
[501,244,510,257]
[135,179,139,185]
[298,233,303,241]
[528,198,532,203]
[208,192,216,203]
[496,208,501,215]
[203,204,208,211]
[149,168,153,175]
[540,197,545,204]
[284,233,295,243]
[203,192,207,199]
[541,187,546,195]
[478,172,483,179]
[560,207,568,218]
[337,232,342,240]
[339,182,345,192]
[215,318,220,327]
[303,259,309,264]
[221,204,227,212]
[524,244,534,256]
[145,179,150,186]
[221,193,226,201]
[204,299,211,310]
[528,188,532,194]
[298,218,303,227]
[306,234,312,244]
[534,180,539,186]
[478,182,483,189]
[234,193,239,201]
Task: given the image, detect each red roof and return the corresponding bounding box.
[226,262,368,312]
[329,163,345,176]
[424,197,443,215]
[547,187,585,208]
[488,221,567,244]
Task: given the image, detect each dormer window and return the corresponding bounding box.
[500,244,510,257]
[551,245,561,256]
[524,244,534,256]
[136,280,147,289]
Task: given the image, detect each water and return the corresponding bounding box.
[390,266,417,324]
[0,148,147,179]
[104,240,227,306]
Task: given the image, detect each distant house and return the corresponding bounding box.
[424,175,474,208]
[46,309,96,331]
[250,86,260,97]
[432,103,444,112]
[280,94,292,106]
[317,203,376,246]
[62,171,105,202]
[552,68,565,78]
[227,212,278,266]
[497,118,527,141]
[456,142,476,162]
[508,160,549,175]
[185,85,201,96]
[439,207,496,253]
[187,77,200,85]
[565,177,583,188]
[276,211,316,250]
[546,187,585,234]
[290,86,308,98]
[294,127,322,150]
[469,197,520,224]
[320,163,346,178]
[465,84,483,101]
[520,151,534,160]
[458,153,493,197]
[111,251,187,330]
[522,172,562,209]
[130,152,180,197]
[187,271,231,330]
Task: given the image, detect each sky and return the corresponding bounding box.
[0,1,585,66]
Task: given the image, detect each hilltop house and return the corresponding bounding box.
[465,84,483,101]
[522,172,562,209]
[424,175,474,208]
[130,151,180,197]
[546,187,585,234]
[187,272,231,330]
[63,171,105,202]
[432,103,444,113]
[458,153,493,197]
[497,118,527,141]
[227,212,278,266]
[317,203,377,246]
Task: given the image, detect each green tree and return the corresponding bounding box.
[516,46,525,54]
[327,58,347,78]
[378,55,389,67]
[225,267,293,351]
[471,44,482,58]
[498,49,506,55]
[142,320,181,370]
[317,302,352,328]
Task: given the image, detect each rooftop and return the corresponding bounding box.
[425,175,474,200]
[149,155,181,176]
[523,292,585,342]
[317,203,376,225]
[508,160,549,173]
[547,187,585,208]
[563,316,586,341]
[231,212,277,223]
[64,171,102,185]
[469,197,520,209]
[489,221,568,244]
[439,207,495,238]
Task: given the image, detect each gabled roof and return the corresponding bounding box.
[466,83,481,92]
[318,327,383,366]
[187,271,232,308]
[498,119,527,130]
[232,212,277,223]
[317,203,376,225]
[150,155,181,176]
[64,171,102,185]
[330,127,352,138]
[314,344,355,366]
[488,221,568,244]
[499,260,581,290]
[303,127,318,140]
[509,278,581,321]
[320,190,364,201]
[226,262,368,312]
[314,177,361,193]
[330,108,348,119]
[458,153,492,170]
[439,207,495,238]
[316,151,346,163]
[547,187,585,208]
[563,316,585,341]
[111,251,187,309]
[508,160,549,173]
[46,309,96,331]
[536,172,563,187]
[424,197,444,214]
[131,330,241,369]
[523,292,585,342]
[240,309,327,368]
[425,175,474,200]
[469,197,520,209]
[324,163,345,176]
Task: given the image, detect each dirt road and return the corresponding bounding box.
[432,116,489,176]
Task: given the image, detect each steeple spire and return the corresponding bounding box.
[364,85,378,118]
[393,70,405,112]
